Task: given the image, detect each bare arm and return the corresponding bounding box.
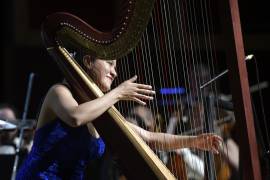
[47,84,118,127]
[128,122,222,154]
[46,76,155,127]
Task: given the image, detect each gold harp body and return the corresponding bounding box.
[41,0,262,179]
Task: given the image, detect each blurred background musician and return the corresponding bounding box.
[0,104,18,180]
[0,104,36,180]
[0,104,18,155]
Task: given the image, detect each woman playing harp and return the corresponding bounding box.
[15,52,222,179]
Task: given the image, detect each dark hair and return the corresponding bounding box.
[69,48,96,69]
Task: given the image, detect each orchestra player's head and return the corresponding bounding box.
[0,106,16,121]
[0,104,18,144]
[189,63,211,96]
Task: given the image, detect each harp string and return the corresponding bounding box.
[174,2,202,178]
[185,0,213,178]
[174,0,199,164]
[178,0,212,178]
[149,0,195,177]
[140,34,158,135]
[171,0,199,176]
[151,0,195,177]
[201,0,229,175]
[148,4,175,168]
[141,26,160,165]
[123,55,132,116]
[116,0,230,179]
[173,0,193,154]
[190,0,224,178]
[144,32,164,154]
[142,27,166,149]
[150,1,168,135]
[252,56,270,157]
[192,0,218,178]
[161,0,210,177]
[138,36,152,133]
[161,0,190,176]
[153,0,180,176]
[138,32,160,147]
[198,0,230,178]
[198,1,217,178]
[114,56,124,118]
[183,1,206,178]
[203,0,230,177]
[164,0,225,178]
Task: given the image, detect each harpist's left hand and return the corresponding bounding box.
[193,133,223,154]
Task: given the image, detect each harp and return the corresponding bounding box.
[41,0,262,179]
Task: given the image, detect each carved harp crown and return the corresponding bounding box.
[41,0,155,60]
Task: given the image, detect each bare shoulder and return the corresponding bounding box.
[44,83,75,113]
[36,84,72,128]
[48,84,71,97]
[44,84,74,103]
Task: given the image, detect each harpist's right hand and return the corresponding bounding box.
[115,75,155,105]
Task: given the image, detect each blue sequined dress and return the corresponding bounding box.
[16,119,105,180]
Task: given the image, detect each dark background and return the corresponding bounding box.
[0,0,269,178]
[0,0,269,144]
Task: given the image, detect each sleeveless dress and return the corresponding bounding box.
[16,119,105,180]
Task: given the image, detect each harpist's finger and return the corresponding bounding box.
[136,84,153,89]
[213,135,223,142]
[212,146,219,154]
[135,93,154,100]
[128,75,138,82]
[133,97,146,105]
[136,89,156,95]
